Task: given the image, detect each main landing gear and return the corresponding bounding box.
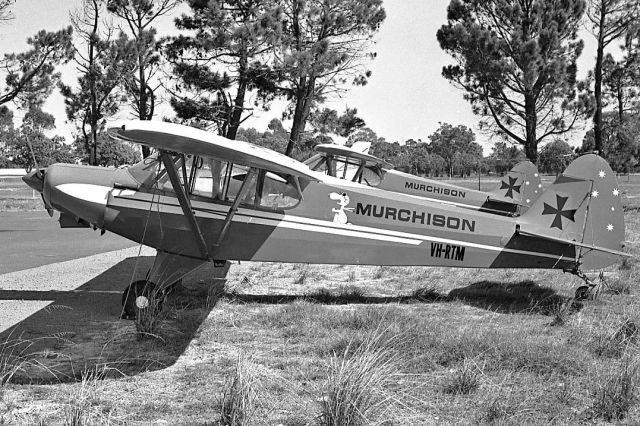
[121,278,184,320]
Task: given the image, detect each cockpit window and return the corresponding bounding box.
[305,153,384,187]
[259,171,300,209]
[138,154,301,210]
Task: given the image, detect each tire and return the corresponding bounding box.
[574,286,590,301]
[121,280,161,320]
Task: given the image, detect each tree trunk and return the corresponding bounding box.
[138,23,152,159]
[226,82,246,141]
[226,52,248,141]
[524,92,538,163]
[593,11,606,155]
[285,76,316,157]
[617,82,624,122]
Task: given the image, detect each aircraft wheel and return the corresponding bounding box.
[121,280,163,320]
[574,285,591,301]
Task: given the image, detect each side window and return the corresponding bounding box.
[361,166,383,187]
[307,156,328,173]
[148,154,299,209]
[193,158,224,199]
[224,164,257,204]
[259,172,300,209]
[154,156,187,192]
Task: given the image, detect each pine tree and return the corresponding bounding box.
[165,0,282,139]
[107,0,180,157]
[437,0,588,162]
[275,0,385,156]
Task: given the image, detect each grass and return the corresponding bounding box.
[591,355,640,421]
[219,354,259,426]
[319,330,408,425]
[63,367,122,425]
[441,357,481,395]
[2,174,640,423]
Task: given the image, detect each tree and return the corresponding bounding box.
[0,106,17,167]
[578,111,640,172]
[346,127,385,146]
[586,0,639,154]
[601,53,638,122]
[489,140,526,174]
[236,118,289,153]
[73,131,141,166]
[428,122,481,177]
[437,0,588,162]
[309,107,366,139]
[275,0,386,156]
[166,0,282,139]
[2,27,74,108]
[107,0,180,158]
[538,139,574,174]
[61,0,136,165]
[10,108,74,170]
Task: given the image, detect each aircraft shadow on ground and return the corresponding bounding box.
[448,279,582,315]
[225,279,580,317]
[226,286,446,305]
[0,256,227,384]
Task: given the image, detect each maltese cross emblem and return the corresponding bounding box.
[542,195,576,230]
[500,176,521,199]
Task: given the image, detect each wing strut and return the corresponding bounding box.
[159,151,212,261]
[214,168,257,247]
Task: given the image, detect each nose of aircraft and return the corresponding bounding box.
[43,163,116,227]
[22,170,45,193]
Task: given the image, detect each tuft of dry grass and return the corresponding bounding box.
[219,354,260,426]
[133,285,165,341]
[591,317,639,358]
[318,331,407,426]
[591,355,640,421]
[0,336,32,387]
[63,366,122,426]
[442,358,481,395]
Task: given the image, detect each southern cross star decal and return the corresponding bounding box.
[500,176,521,199]
[542,195,577,230]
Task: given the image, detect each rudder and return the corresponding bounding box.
[489,161,543,210]
[518,154,625,270]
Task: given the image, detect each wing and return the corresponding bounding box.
[314,143,393,168]
[108,120,320,182]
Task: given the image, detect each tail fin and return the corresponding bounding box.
[518,154,625,270]
[488,161,542,209]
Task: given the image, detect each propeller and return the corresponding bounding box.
[21,132,53,217]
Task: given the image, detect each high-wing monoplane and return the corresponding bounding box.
[304,143,542,216]
[22,120,630,318]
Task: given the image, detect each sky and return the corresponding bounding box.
[0,0,602,154]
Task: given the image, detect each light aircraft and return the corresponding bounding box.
[304,143,543,216]
[22,120,630,318]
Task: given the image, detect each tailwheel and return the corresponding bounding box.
[566,267,601,301]
[121,280,163,320]
[574,285,591,301]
